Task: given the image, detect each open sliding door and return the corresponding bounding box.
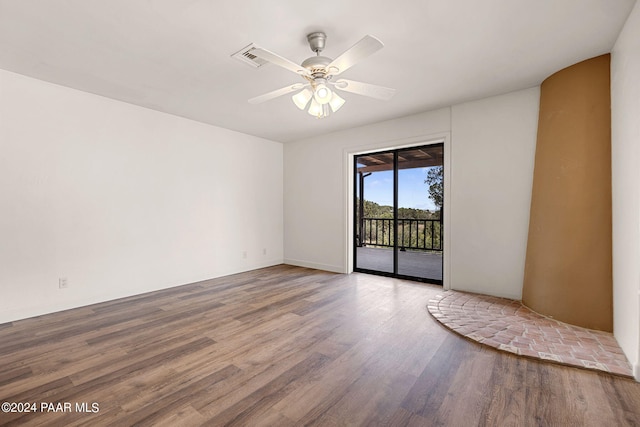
[354,144,443,284]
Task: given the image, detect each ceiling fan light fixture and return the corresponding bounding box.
[244,32,393,119]
[292,88,313,110]
[329,92,345,112]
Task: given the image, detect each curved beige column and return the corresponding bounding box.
[522,54,612,332]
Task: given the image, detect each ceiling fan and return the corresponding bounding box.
[247,32,396,118]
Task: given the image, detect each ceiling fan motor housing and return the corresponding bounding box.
[301,55,332,77]
[304,32,332,80]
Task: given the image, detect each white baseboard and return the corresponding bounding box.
[283,258,345,274]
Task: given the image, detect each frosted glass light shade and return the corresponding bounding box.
[292,88,313,110]
[329,92,345,112]
[307,98,323,117]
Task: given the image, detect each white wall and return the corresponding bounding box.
[450,88,539,299]
[0,69,284,324]
[284,88,539,299]
[611,0,640,380]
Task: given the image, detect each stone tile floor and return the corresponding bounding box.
[428,290,633,377]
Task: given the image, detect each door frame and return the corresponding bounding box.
[343,133,451,289]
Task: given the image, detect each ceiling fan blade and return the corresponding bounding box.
[250,47,311,77]
[326,35,384,76]
[333,79,396,101]
[248,83,306,104]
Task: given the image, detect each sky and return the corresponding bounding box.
[361,167,439,211]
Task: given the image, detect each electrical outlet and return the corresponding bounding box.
[263,248,267,255]
[242,251,247,259]
[59,278,68,289]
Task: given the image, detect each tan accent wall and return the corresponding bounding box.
[522,54,612,331]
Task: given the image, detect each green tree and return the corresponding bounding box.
[362,200,393,218]
[425,166,443,209]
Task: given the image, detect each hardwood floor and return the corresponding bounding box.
[0,264,638,426]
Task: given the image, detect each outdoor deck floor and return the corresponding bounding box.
[356,247,443,281]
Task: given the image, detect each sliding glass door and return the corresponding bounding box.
[354,144,443,284]
[354,151,395,274]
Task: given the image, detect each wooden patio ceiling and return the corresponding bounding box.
[356,145,443,173]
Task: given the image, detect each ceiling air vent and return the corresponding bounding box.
[231,43,267,68]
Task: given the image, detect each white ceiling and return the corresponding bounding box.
[0,0,635,142]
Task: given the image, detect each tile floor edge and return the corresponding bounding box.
[427,290,635,380]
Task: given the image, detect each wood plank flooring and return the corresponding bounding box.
[0,264,638,426]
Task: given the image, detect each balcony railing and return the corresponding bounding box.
[358,217,442,251]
